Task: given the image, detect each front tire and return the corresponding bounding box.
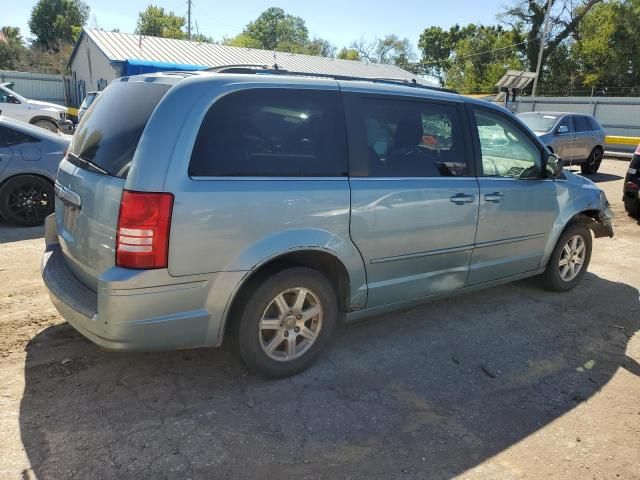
[0,175,54,226]
[541,222,592,292]
[237,267,338,378]
[33,119,59,133]
[580,147,603,175]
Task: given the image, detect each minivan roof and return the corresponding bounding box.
[519,111,589,117]
[118,70,465,103]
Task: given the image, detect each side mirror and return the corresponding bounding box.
[556,125,569,135]
[545,153,563,178]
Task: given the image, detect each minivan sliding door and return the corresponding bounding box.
[344,93,479,308]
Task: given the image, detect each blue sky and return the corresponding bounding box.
[6,0,502,49]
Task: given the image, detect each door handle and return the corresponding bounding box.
[484,192,504,203]
[449,193,476,205]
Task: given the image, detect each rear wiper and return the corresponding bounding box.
[67,152,110,175]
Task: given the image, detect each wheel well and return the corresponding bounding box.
[0,172,54,190]
[223,250,351,341]
[565,210,604,235]
[29,116,59,127]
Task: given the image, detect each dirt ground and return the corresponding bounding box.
[1,158,639,480]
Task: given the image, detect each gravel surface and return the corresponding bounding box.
[1,158,639,480]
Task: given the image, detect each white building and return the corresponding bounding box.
[68,28,420,106]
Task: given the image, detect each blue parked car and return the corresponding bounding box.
[42,68,614,377]
[0,116,69,226]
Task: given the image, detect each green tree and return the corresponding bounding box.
[573,0,640,93]
[225,7,335,57]
[241,7,308,51]
[135,5,186,39]
[0,27,28,70]
[500,0,603,79]
[350,35,415,66]
[418,26,454,86]
[337,48,360,60]
[445,25,524,93]
[306,38,337,58]
[28,0,89,50]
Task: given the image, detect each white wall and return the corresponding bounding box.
[70,34,119,101]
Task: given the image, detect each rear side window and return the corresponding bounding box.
[70,81,170,178]
[0,125,41,147]
[350,96,468,177]
[189,89,347,177]
[573,116,590,132]
[587,116,600,131]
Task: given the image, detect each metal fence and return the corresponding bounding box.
[513,96,640,152]
[0,70,67,106]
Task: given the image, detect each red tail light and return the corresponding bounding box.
[116,190,174,269]
[626,181,639,192]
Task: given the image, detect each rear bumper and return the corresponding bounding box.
[41,216,246,351]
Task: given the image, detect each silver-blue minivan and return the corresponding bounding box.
[41,68,614,377]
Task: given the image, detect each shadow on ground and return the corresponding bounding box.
[588,172,624,183]
[19,273,640,479]
[0,220,44,245]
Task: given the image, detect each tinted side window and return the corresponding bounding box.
[0,125,41,147]
[587,116,600,131]
[355,97,467,177]
[189,89,347,177]
[573,116,590,132]
[474,109,542,179]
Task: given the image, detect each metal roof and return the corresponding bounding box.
[74,28,420,83]
[496,70,537,90]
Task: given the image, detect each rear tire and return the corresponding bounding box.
[580,147,603,175]
[237,267,338,378]
[624,198,640,218]
[540,222,592,292]
[33,119,58,133]
[0,175,54,227]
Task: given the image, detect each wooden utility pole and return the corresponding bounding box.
[532,0,553,97]
[187,0,192,39]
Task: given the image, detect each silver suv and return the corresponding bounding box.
[42,69,613,377]
[517,112,606,174]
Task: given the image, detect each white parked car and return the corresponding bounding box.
[0,83,72,133]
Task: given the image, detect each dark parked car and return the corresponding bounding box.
[518,112,606,174]
[623,143,640,217]
[0,116,70,226]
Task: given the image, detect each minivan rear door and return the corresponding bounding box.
[343,91,479,308]
[55,79,171,290]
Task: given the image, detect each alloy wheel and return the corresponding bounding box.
[558,234,586,282]
[258,287,323,362]
[7,183,52,225]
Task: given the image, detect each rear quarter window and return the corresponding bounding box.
[573,116,590,132]
[189,88,348,177]
[70,80,170,178]
[0,125,41,147]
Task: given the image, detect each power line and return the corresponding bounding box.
[416,40,529,67]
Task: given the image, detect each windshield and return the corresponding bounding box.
[518,114,559,133]
[80,92,98,110]
[69,80,170,178]
[0,85,28,103]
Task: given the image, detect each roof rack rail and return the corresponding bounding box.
[204,64,458,94]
